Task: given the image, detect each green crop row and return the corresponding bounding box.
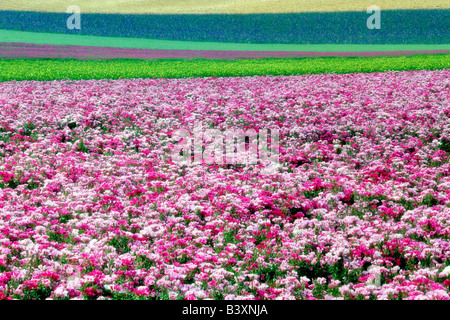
[0,54,449,82]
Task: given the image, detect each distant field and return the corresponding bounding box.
[2,30,449,52]
[0,0,448,14]
[1,10,449,45]
[3,43,448,60]
[1,54,448,82]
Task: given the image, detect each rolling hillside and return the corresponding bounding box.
[0,0,448,14]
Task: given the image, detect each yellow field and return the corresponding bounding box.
[1,0,448,14]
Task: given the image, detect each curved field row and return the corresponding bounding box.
[0,0,448,14]
[1,43,449,61]
[1,30,449,53]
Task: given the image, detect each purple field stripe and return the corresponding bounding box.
[0,43,449,60]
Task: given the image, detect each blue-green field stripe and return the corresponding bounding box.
[0,9,448,45]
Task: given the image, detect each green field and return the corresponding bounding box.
[0,55,449,82]
[1,30,449,52]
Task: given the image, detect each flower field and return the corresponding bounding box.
[2,43,449,61]
[0,69,449,300]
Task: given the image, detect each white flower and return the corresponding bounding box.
[292,226,303,236]
[299,276,310,284]
[440,266,450,276]
[54,285,68,298]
